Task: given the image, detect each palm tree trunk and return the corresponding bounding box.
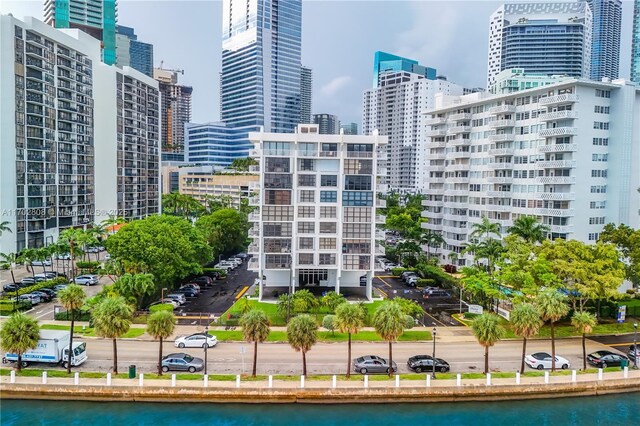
[484,345,489,374]
[302,350,307,377]
[388,341,393,377]
[346,333,351,378]
[17,354,22,372]
[582,332,587,371]
[158,336,163,375]
[67,309,75,373]
[113,338,118,375]
[551,321,556,372]
[252,340,258,377]
[520,336,527,373]
[70,242,75,282]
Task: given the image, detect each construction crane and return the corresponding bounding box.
[158,60,184,75]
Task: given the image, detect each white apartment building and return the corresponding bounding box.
[362,71,464,193]
[247,124,388,301]
[489,68,572,95]
[423,78,640,266]
[0,15,159,254]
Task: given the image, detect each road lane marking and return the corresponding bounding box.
[35,309,54,319]
[376,288,388,298]
[235,286,249,300]
[377,276,393,288]
[606,342,634,347]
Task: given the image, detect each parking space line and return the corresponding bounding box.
[235,286,249,300]
[607,342,634,347]
[377,276,392,288]
[376,287,388,298]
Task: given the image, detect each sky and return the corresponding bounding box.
[0,0,635,126]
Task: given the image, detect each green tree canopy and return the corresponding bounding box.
[195,208,248,259]
[58,284,86,372]
[335,302,366,378]
[113,273,156,309]
[536,289,569,371]
[600,223,640,287]
[92,296,133,374]
[287,314,318,377]
[373,301,405,377]
[571,311,597,370]
[510,303,542,373]
[147,310,176,375]
[0,312,40,372]
[240,309,271,377]
[230,157,258,171]
[508,215,550,243]
[471,313,505,374]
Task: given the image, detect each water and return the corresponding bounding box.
[1,393,638,426]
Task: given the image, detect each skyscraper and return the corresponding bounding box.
[313,113,340,134]
[300,66,312,123]
[340,123,358,135]
[372,51,436,87]
[632,0,640,83]
[583,0,622,81]
[154,68,193,155]
[220,0,302,133]
[44,0,117,65]
[487,2,592,86]
[115,25,154,77]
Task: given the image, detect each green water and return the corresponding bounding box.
[1,393,638,425]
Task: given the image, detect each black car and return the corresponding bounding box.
[191,276,213,287]
[423,289,452,300]
[3,283,20,292]
[587,350,628,368]
[175,287,199,297]
[407,355,450,373]
[38,288,56,299]
[31,290,53,302]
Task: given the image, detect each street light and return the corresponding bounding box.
[432,327,437,379]
[161,287,168,301]
[633,323,638,370]
[204,325,209,375]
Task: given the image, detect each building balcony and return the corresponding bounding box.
[247,258,259,271]
[424,210,444,220]
[536,160,576,169]
[375,244,385,255]
[249,227,260,237]
[429,165,445,172]
[538,127,578,138]
[487,191,511,198]
[538,110,578,121]
[445,201,468,209]
[249,149,261,157]
[485,204,512,212]
[448,137,471,147]
[533,208,574,217]
[488,147,514,156]
[487,176,513,184]
[446,151,471,159]
[426,153,445,160]
[426,188,444,196]
[426,129,447,137]
[376,198,387,208]
[447,126,472,135]
[377,183,389,193]
[488,133,514,142]
[536,176,576,185]
[376,215,386,224]
[249,196,260,206]
[445,189,468,196]
[448,176,470,183]
[247,244,260,254]
[538,143,577,153]
[533,192,575,201]
[443,236,466,247]
[539,94,579,106]
[449,112,472,121]
[448,163,469,171]
[376,229,386,240]
[429,141,447,148]
[377,152,388,161]
[429,177,445,184]
[424,116,447,125]
[248,212,261,222]
[422,222,442,230]
[442,224,467,234]
[489,119,516,129]
[549,225,574,234]
[488,162,513,170]
[489,105,516,114]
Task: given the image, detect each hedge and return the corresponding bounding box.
[76,261,100,269]
[415,264,458,288]
[203,268,227,278]
[54,309,92,321]
[0,300,32,315]
[0,277,69,300]
[416,278,436,288]
[391,267,407,277]
[150,303,174,314]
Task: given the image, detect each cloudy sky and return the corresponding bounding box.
[1,0,635,125]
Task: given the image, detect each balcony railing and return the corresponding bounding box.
[538,110,578,121]
[538,143,577,153]
[536,160,576,169]
[488,105,516,114]
[539,94,579,106]
[534,192,575,201]
[488,133,514,142]
[538,127,578,138]
[536,176,576,185]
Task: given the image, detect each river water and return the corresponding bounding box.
[1,393,638,425]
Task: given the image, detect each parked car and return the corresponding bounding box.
[214,263,233,272]
[401,272,418,283]
[161,353,204,373]
[31,260,52,266]
[18,293,41,305]
[628,344,639,363]
[191,276,213,287]
[85,246,105,253]
[34,272,57,280]
[384,263,398,272]
[20,277,35,286]
[3,283,19,292]
[156,298,180,309]
[423,289,452,300]
[53,284,68,292]
[407,355,451,373]
[38,288,56,299]
[175,287,199,298]
[174,333,218,349]
[55,253,71,260]
[525,352,570,370]
[406,276,419,287]
[587,350,628,368]
[235,253,249,259]
[74,275,98,286]
[352,355,398,374]
[30,290,53,302]
[181,283,201,292]
[165,293,186,305]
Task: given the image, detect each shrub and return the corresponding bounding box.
[54,309,92,321]
[415,263,458,288]
[403,314,415,329]
[76,261,100,270]
[391,267,407,277]
[149,303,174,314]
[322,314,336,334]
[416,278,436,288]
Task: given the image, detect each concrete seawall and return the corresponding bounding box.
[2,378,639,404]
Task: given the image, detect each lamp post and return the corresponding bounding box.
[633,323,638,369]
[161,287,168,301]
[432,327,437,379]
[204,325,209,375]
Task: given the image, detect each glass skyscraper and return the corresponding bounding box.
[372,51,436,87]
[44,0,117,65]
[583,0,622,80]
[632,0,640,83]
[116,25,154,77]
[220,0,302,133]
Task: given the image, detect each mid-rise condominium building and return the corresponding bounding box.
[185,122,254,167]
[632,0,640,83]
[0,15,160,254]
[583,0,622,81]
[363,53,465,193]
[246,124,388,301]
[487,2,592,87]
[44,0,117,65]
[154,68,192,155]
[300,66,312,124]
[490,68,572,95]
[115,25,153,77]
[313,113,340,135]
[340,122,358,135]
[179,172,258,209]
[422,78,640,266]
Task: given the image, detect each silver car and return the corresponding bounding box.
[161,353,204,373]
[353,355,398,374]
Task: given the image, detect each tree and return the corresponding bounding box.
[508,215,550,244]
[17,248,37,277]
[535,289,569,371]
[0,220,12,236]
[58,228,89,281]
[372,301,405,377]
[0,312,39,372]
[321,291,346,312]
[393,298,426,319]
[470,217,501,241]
[230,157,258,171]
[92,296,133,374]
[277,293,295,322]
[162,192,204,218]
[113,273,156,309]
[322,315,336,335]
[471,313,505,374]
[334,303,365,378]
[420,230,445,258]
[510,303,542,373]
[147,310,176,375]
[571,311,597,371]
[240,309,270,377]
[600,223,640,287]
[57,284,86,373]
[292,289,318,314]
[286,314,318,376]
[195,209,248,260]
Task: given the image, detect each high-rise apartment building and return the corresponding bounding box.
[372,51,436,88]
[0,15,160,254]
[632,0,640,83]
[583,0,622,81]
[422,79,640,266]
[115,25,153,77]
[154,68,192,155]
[220,0,302,134]
[340,122,358,135]
[246,124,388,301]
[313,113,340,135]
[487,2,592,87]
[185,122,254,167]
[363,54,465,193]
[300,66,312,124]
[44,0,117,65]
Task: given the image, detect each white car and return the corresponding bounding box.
[159,298,180,308]
[214,263,233,272]
[31,260,52,266]
[74,275,98,286]
[174,333,217,349]
[55,253,71,260]
[165,293,186,305]
[525,352,571,370]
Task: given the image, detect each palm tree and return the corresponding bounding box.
[286,314,318,376]
[0,312,40,372]
[471,313,505,374]
[58,228,88,281]
[147,310,176,375]
[571,311,597,371]
[420,230,444,259]
[535,289,569,371]
[57,284,86,373]
[335,303,365,378]
[372,301,405,377]
[508,215,550,243]
[240,309,271,377]
[114,273,156,309]
[0,220,11,236]
[92,296,133,374]
[18,248,37,277]
[470,217,501,241]
[510,303,542,373]
[0,252,18,285]
[292,289,318,314]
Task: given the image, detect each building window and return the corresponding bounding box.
[594,106,610,114]
[343,191,373,206]
[265,254,291,269]
[343,223,370,238]
[344,159,373,174]
[595,89,611,98]
[343,254,370,270]
[344,176,372,191]
[264,141,291,155]
[298,222,315,234]
[591,154,608,162]
[264,239,291,253]
[319,254,336,265]
[342,241,371,254]
[264,190,291,205]
[298,253,314,265]
[299,159,315,171]
[319,222,337,234]
[265,157,290,173]
[320,175,337,187]
[588,233,600,241]
[297,174,316,187]
[319,238,336,249]
[590,201,606,209]
[299,190,315,203]
[298,206,315,218]
[589,217,606,225]
[320,206,336,218]
[265,174,292,189]
[590,185,607,193]
[592,138,609,146]
[343,207,371,222]
[299,237,314,250]
[262,207,294,222]
[593,122,609,130]
[320,191,337,202]
[591,170,608,178]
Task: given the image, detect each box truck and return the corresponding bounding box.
[2,329,87,368]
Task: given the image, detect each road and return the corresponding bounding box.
[47,336,621,376]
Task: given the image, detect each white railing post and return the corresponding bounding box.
[571,370,577,383]
[426,375,431,387]
[300,375,305,388]
[456,374,461,387]
[623,366,629,379]
[269,375,273,388]
[364,375,369,388]
[516,371,521,385]
[203,375,208,388]
[331,375,336,389]
[10,370,15,384]
[598,368,603,381]
[106,372,112,386]
[544,371,549,384]
[486,373,491,386]
[171,374,176,387]
[74,372,79,385]
[42,371,47,384]
[139,373,144,387]
[236,374,240,388]
[395,375,400,388]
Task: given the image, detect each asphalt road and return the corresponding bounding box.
[33,337,623,376]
